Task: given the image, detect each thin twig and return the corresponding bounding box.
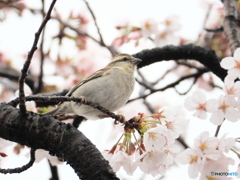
[174,74,199,95]
[128,70,208,102]
[0,148,36,174]
[135,78,154,91]
[151,65,178,85]
[18,0,57,114]
[215,124,222,137]
[82,0,105,46]
[52,16,118,56]
[35,0,46,94]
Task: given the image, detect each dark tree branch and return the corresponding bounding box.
[132,44,227,81]
[222,0,240,54]
[0,68,35,90]
[18,0,57,114]
[0,103,119,180]
[205,27,223,32]
[128,69,208,102]
[0,148,36,174]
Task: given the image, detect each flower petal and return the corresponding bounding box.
[234,48,240,60]
[220,57,236,69]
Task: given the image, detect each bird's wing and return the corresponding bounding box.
[66,67,111,97]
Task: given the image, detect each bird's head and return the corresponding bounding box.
[108,54,142,74]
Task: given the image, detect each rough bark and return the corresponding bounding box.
[0,103,119,180]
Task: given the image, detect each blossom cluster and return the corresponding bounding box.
[184,48,240,125]
[175,132,235,179]
[112,15,181,48]
[102,107,188,176]
[176,48,240,179]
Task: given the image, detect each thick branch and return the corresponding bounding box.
[132,44,227,81]
[0,103,119,180]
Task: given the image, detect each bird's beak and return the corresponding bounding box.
[132,58,142,65]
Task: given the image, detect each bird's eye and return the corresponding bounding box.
[122,57,128,61]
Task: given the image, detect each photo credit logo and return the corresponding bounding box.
[210,172,238,176]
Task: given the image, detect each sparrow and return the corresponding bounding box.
[45,54,142,120]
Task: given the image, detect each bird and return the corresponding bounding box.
[45,53,142,120]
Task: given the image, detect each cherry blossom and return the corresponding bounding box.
[223,75,240,97]
[164,15,181,32]
[194,132,219,158]
[159,107,189,140]
[112,151,137,175]
[199,153,234,180]
[205,3,224,29]
[217,134,235,153]
[175,148,202,179]
[176,132,235,179]
[154,30,180,47]
[207,95,240,125]
[184,90,210,119]
[102,108,188,176]
[220,48,240,78]
[136,150,168,176]
[141,18,158,37]
[143,125,168,152]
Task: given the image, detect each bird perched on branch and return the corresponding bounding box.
[45,54,142,120]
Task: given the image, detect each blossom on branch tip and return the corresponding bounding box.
[207,95,239,125]
[102,109,188,176]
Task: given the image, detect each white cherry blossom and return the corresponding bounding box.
[175,148,202,179]
[184,90,210,119]
[223,75,240,97]
[141,18,158,37]
[143,125,168,152]
[220,48,240,78]
[207,95,240,125]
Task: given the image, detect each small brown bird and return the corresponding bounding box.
[45,54,142,120]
